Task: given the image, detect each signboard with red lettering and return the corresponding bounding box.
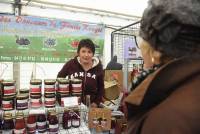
[0,15,105,63]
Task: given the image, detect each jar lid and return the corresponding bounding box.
[2,80,15,85]
[57,78,70,84]
[30,79,42,84]
[45,93,55,98]
[30,94,42,98]
[17,93,29,99]
[71,78,82,83]
[4,112,12,117]
[44,79,56,84]
[20,88,29,92]
[2,95,15,100]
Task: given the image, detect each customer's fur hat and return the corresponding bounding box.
[140,0,200,57]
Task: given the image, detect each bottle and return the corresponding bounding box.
[71,108,80,128]
[27,114,37,134]
[37,114,47,133]
[14,115,26,134]
[85,95,91,108]
[2,113,14,133]
[49,112,59,134]
[62,108,72,129]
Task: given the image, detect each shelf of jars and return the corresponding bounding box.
[0,78,92,134]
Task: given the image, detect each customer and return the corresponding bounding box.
[57,38,104,108]
[125,0,200,133]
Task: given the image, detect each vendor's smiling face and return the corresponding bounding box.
[78,47,94,65]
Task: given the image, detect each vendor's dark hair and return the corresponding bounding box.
[77,38,95,54]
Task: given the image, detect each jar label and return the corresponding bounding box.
[49,124,59,129]
[14,128,26,134]
[72,83,82,88]
[72,120,80,126]
[30,85,41,93]
[44,84,55,88]
[17,99,28,103]
[27,123,37,128]
[31,98,41,102]
[68,120,72,127]
[45,97,55,102]
[59,84,69,88]
[3,86,15,95]
[37,121,46,129]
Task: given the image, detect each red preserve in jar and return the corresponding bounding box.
[57,78,70,94]
[14,115,26,134]
[2,80,16,96]
[44,93,56,108]
[62,108,72,129]
[27,114,37,134]
[2,95,15,111]
[71,79,82,94]
[49,112,59,133]
[44,79,56,94]
[71,107,80,128]
[30,94,42,108]
[30,79,42,95]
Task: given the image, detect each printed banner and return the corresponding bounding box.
[0,15,105,63]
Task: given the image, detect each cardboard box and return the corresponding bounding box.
[104,80,120,100]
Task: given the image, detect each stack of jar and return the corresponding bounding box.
[30,79,42,108]
[44,79,56,108]
[1,80,16,111]
[56,78,70,106]
[71,79,82,104]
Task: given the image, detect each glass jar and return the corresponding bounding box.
[16,93,29,110]
[49,112,59,133]
[2,95,15,111]
[30,79,42,95]
[71,79,82,94]
[44,93,56,108]
[57,78,70,94]
[44,79,56,94]
[37,114,47,133]
[71,108,80,128]
[2,113,14,132]
[30,94,42,108]
[14,115,26,134]
[63,108,72,129]
[2,80,16,96]
[27,114,37,134]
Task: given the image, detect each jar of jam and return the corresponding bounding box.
[71,79,82,94]
[2,113,14,132]
[2,95,15,111]
[16,93,29,110]
[57,78,70,94]
[44,93,56,108]
[37,114,47,133]
[49,112,59,133]
[63,108,72,129]
[44,79,56,94]
[0,79,3,107]
[30,94,42,108]
[57,93,70,106]
[2,80,16,96]
[27,114,37,134]
[71,107,80,128]
[14,115,26,134]
[30,79,42,95]
[19,88,29,94]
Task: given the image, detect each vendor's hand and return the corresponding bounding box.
[91,103,98,108]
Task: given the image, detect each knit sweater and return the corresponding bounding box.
[57,56,104,105]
